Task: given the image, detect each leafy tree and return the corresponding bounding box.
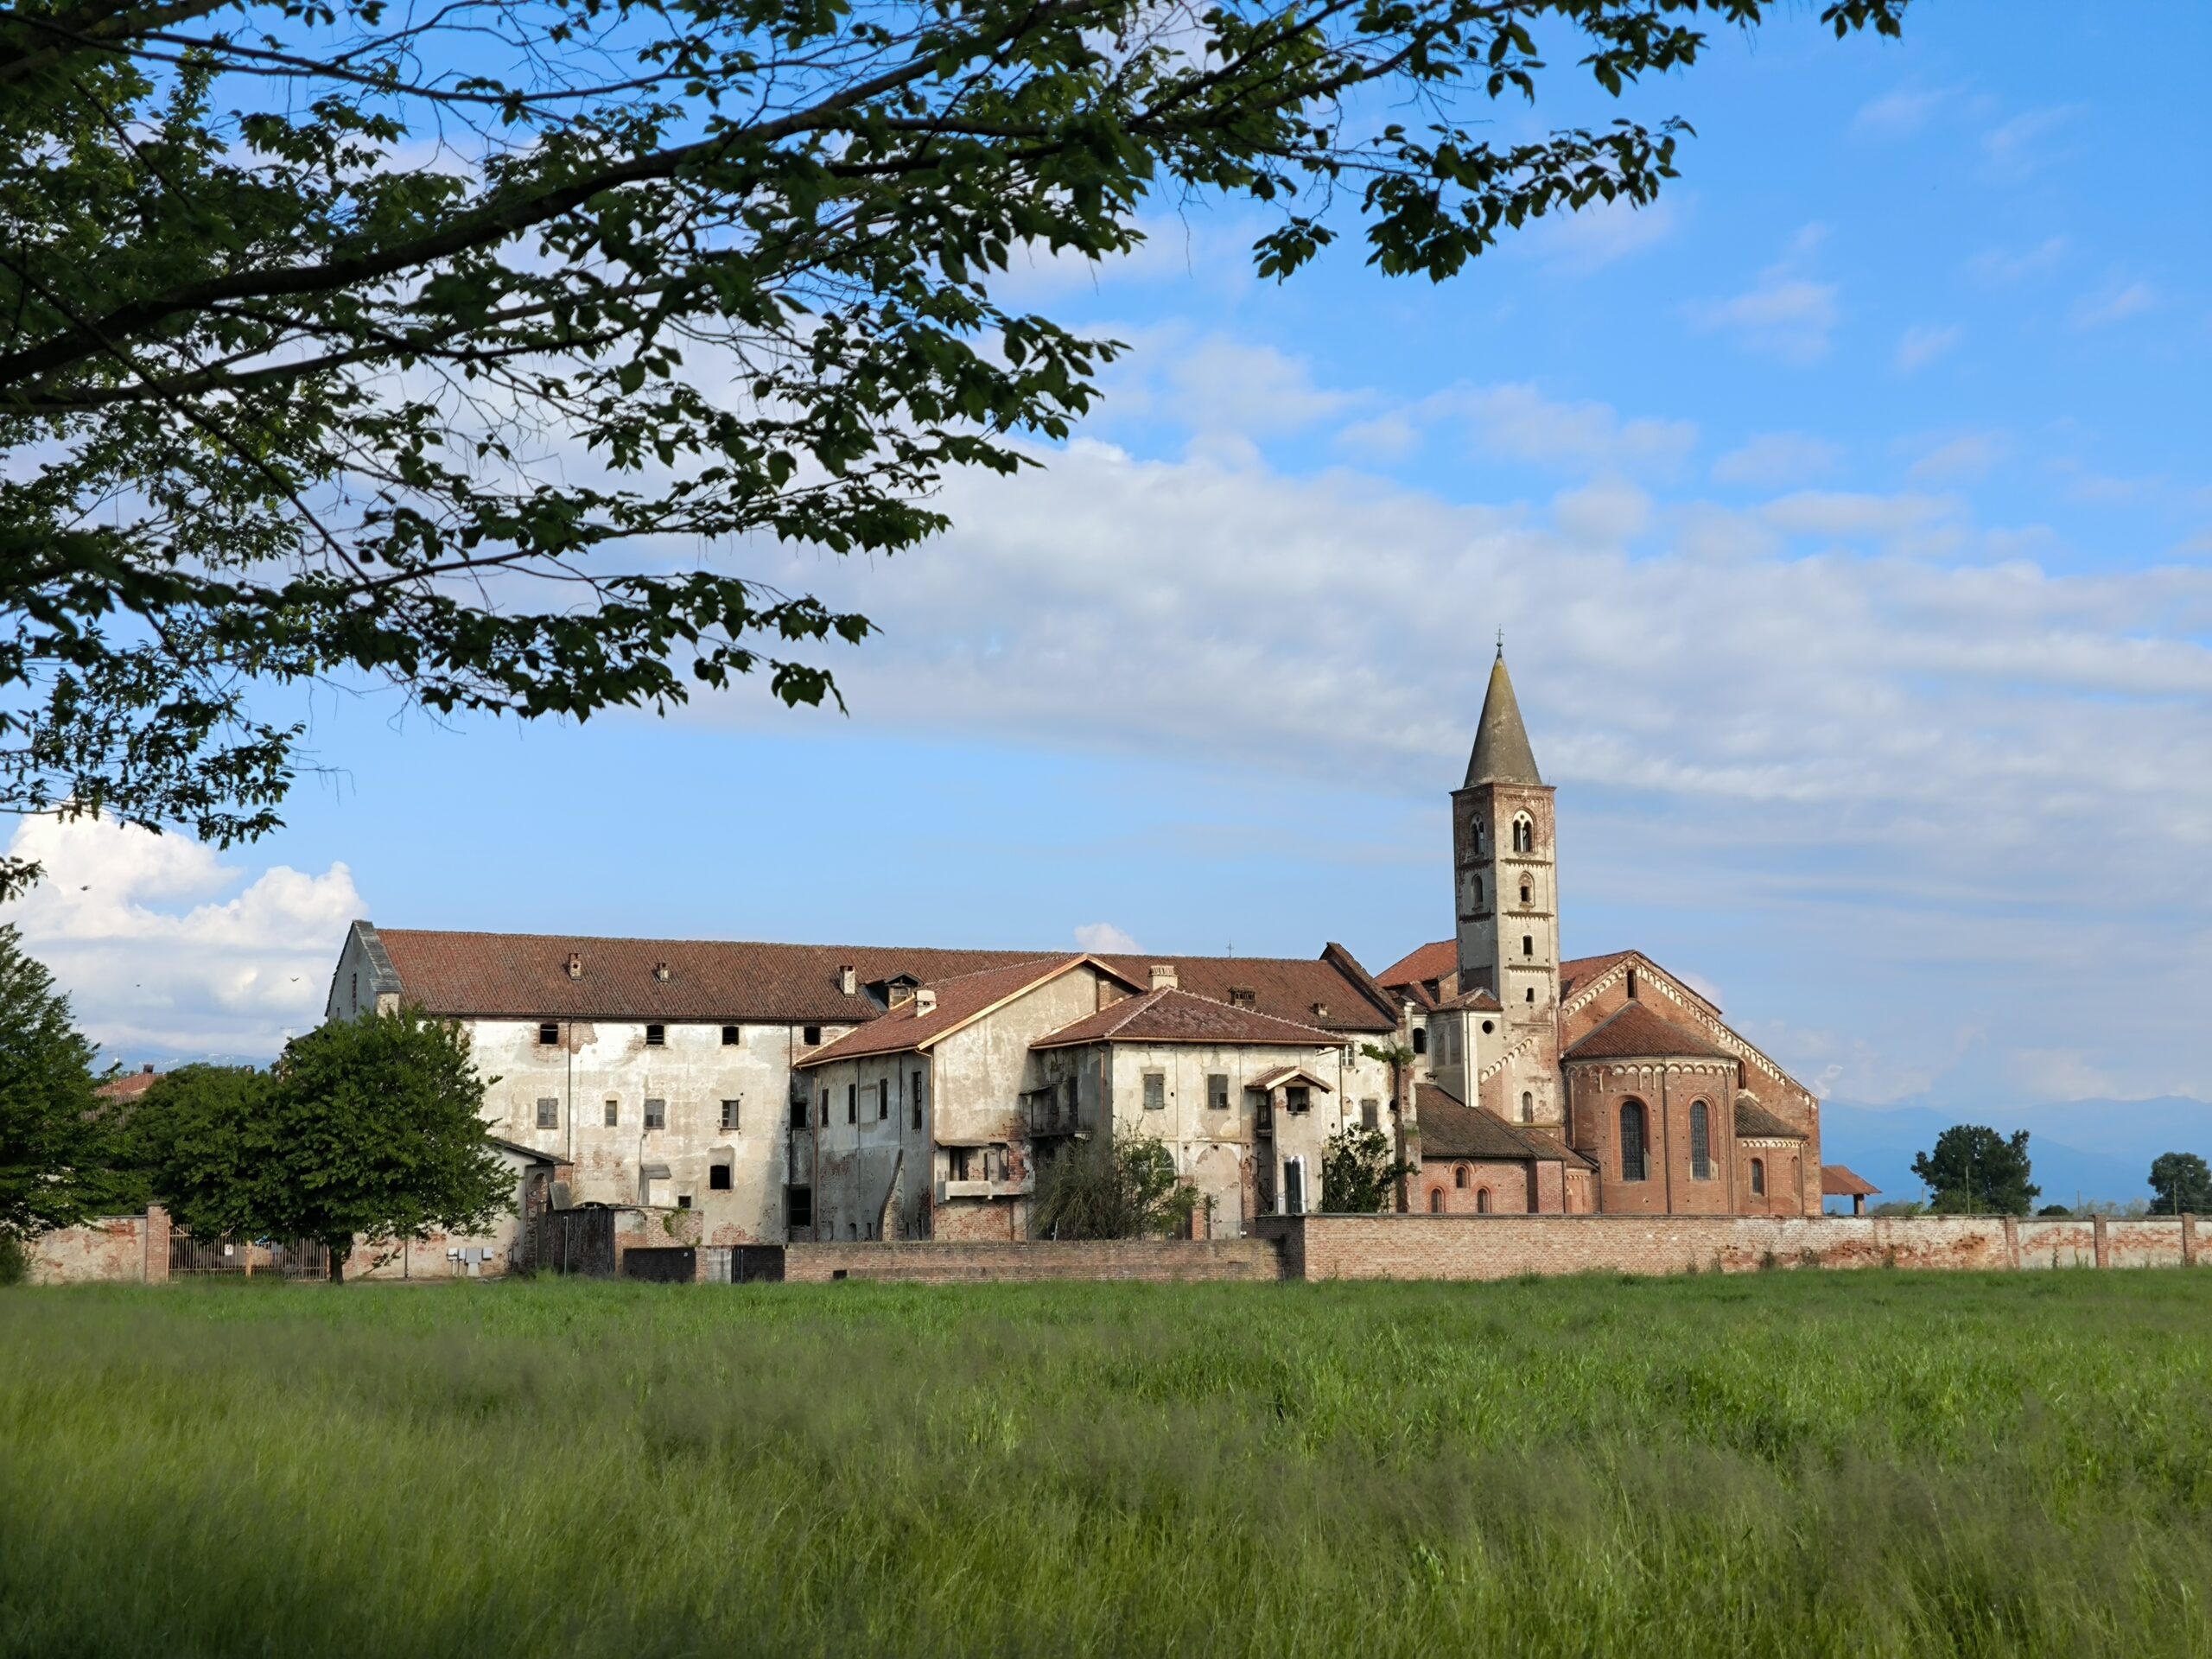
[1033,1131,1196,1239]
[0,0,1909,896]
[2035,1203,2073,1219]
[2148,1153,2211,1217]
[0,923,115,1239]
[1319,1123,1412,1214]
[1912,1125,2038,1217]
[139,1009,513,1280]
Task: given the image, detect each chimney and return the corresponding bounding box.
[565,951,583,980]
[838,963,858,996]
[914,988,938,1015]
[653,960,671,983]
[142,1062,155,1074]
[1148,963,1179,992]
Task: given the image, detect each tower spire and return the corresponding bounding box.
[1465,649,1541,787]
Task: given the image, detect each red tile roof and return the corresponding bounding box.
[1250,1065,1334,1094]
[1437,985,1502,1013]
[1735,1097,1808,1141]
[1563,1001,1733,1063]
[1821,1163,1878,1197]
[1033,988,1347,1050]
[1096,953,1394,1033]
[797,957,1130,1066]
[97,1066,161,1102]
[1558,951,1636,999]
[1376,939,1455,988]
[1415,1083,1592,1166]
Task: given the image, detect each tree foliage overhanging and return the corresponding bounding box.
[0,0,1909,893]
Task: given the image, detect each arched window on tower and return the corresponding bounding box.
[1751,1157,1766,1198]
[1471,874,1484,911]
[1619,1100,1649,1183]
[1513,817,1534,854]
[1476,1187,1491,1214]
[1428,1189,1446,1214]
[1689,1100,1713,1180]
[1520,878,1532,906]
[1454,1165,1470,1190]
[1520,1090,1534,1123]
[1470,819,1485,855]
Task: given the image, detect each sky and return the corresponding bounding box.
[13,2,2209,1197]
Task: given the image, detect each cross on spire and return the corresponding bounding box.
[1495,627,1504,661]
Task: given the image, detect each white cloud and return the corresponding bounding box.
[1335,412,1420,462]
[1686,229,1839,366]
[1073,922,1141,953]
[1853,87,1946,138]
[1982,105,2082,177]
[2072,278,2158,328]
[1523,195,1683,274]
[1437,383,1697,474]
[1712,433,1843,487]
[1103,328,1358,441]
[1907,432,2006,485]
[1894,323,1962,373]
[1965,237,2069,284]
[3,817,363,1064]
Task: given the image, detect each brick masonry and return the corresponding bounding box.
[26,1205,168,1285]
[784,1237,1280,1284]
[1255,1211,2208,1280]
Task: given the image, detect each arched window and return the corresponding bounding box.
[1454,1164,1470,1190]
[1428,1189,1446,1214]
[1625,968,1638,999]
[1470,819,1485,855]
[1471,874,1484,910]
[1412,1027,1427,1056]
[1513,817,1534,854]
[1689,1100,1712,1180]
[1520,1090,1534,1123]
[1476,1188,1491,1214]
[1520,878,1532,906]
[1619,1100,1649,1183]
[1751,1157,1766,1197]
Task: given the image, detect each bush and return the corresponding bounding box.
[1032,1134,1196,1240]
[0,1233,23,1287]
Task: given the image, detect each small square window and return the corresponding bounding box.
[537,1021,559,1046]
[803,1025,822,1046]
[709,1164,733,1192]
[1286,1084,1311,1114]
[676,1193,692,1211]
[721,1024,742,1046]
[645,1023,666,1047]
[1142,1071,1166,1111]
[720,1099,741,1132]
[1207,1074,1230,1111]
[645,1097,666,1130]
[536,1096,558,1129]
[604,1098,619,1127]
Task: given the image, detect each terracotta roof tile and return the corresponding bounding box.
[1096,954,1394,1033]
[1415,1083,1590,1166]
[798,957,1128,1065]
[1562,1001,1733,1063]
[1558,950,1636,999]
[1033,988,1347,1050]
[1377,939,1455,989]
[1821,1163,1878,1197]
[1735,1096,1808,1141]
[97,1067,161,1102]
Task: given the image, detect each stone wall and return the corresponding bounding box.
[1257,1211,2203,1281]
[26,1207,168,1285]
[784,1236,1280,1284]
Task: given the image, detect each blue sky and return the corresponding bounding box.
[15,2,2209,1195]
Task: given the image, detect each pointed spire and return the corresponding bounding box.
[1464,649,1541,787]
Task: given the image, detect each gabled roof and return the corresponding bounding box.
[97,1066,161,1102]
[1735,1096,1808,1141]
[1465,652,1543,787]
[1559,951,1637,1001]
[1415,1083,1592,1167]
[1249,1065,1334,1094]
[1821,1163,1878,1197]
[1095,951,1395,1033]
[1032,988,1345,1051]
[1376,938,1455,990]
[798,957,1141,1066]
[1563,1001,1734,1064]
[1437,985,1502,1013]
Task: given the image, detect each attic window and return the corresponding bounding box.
[1286,1084,1312,1114]
[1312,1003,1329,1020]
[645,1023,666,1046]
[1229,987,1255,1009]
[653,961,671,983]
[722,1024,742,1046]
[802,1025,822,1046]
[537,1021,559,1046]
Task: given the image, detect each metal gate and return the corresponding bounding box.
[620,1246,696,1282]
[168,1233,330,1279]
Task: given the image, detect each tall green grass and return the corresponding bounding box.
[3,1272,2209,1657]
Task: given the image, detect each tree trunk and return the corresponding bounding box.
[327,1242,347,1285]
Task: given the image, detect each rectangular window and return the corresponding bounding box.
[645,1023,666,1047]
[847,1083,857,1124]
[709,1164,733,1192]
[789,1096,808,1131]
[1142,1071,1166,1111]
[1361,1098,1379,1131]
[912,1070,925,1130]
[802,1025,822,1046]
[677,1194,692,1211]
[819,1090,829,1128]
[721,1024,742,1046]
[536,1096,558,1129]
[1286,1084,1312,1114]
[1207,1074,1230,1111]
[787,1186,813,1230]
[878,1082,890,1122]
[605,1098,619,1127]
[720,1099,741,1132]
[645,1097,666,1130]
[537,1021,559,1046]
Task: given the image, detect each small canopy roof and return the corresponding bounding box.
[1821,1164,1879,1198]
[1248,1065,1334,1095]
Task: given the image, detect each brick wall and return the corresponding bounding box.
[1256,1212,2207,1281]
[26,1206,165,1285]
[785,1237,1280,1284]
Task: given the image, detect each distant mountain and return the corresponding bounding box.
[1818,1096,2212,1211]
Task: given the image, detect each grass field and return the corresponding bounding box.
[3,1271,2210,1658]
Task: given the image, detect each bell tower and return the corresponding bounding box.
[1452,645,1561,1124]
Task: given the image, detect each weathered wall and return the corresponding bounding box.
[800,1047,935,1242]
[27,1207,167,1285]
[784,1236,1281,1284]
[1257,1212,2205,1280]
